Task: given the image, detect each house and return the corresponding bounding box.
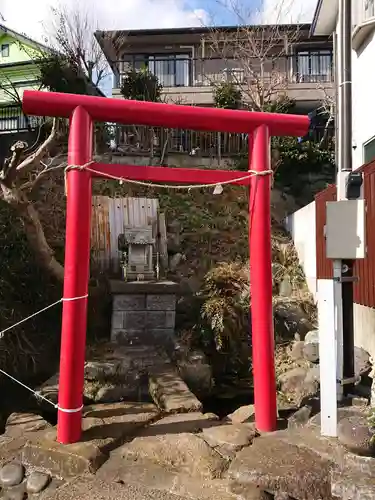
[0,24,50,133]
[286,1,375,368]
[96,24,334,111]
[95,24,334,157]
[311,0,375,168]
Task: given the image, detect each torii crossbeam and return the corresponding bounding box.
[23,90,310,444]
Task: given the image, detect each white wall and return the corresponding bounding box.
[285,201,317,300]
[352,31,375,169]
[287,202,375,362]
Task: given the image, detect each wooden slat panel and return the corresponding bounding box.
[91,196,163,275]
[315,185,336,280]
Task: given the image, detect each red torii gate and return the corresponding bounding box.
[23,90,310,444]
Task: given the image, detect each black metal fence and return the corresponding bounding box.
[0,105,43,133]
[113,124,334,158]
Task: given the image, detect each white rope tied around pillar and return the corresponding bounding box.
[0,294,88,412]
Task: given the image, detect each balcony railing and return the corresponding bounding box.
[115,52,334,89]
[113,124,334,159]
[0,104,43,133]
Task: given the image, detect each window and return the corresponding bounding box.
[1,44,9,57]
[148,54,190,87]
[365,0,375,20]
[0,117,18,131]
[124,53,191,87]
[295,50,333,83]
[364,136,375,163]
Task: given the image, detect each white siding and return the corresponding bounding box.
[285,202,317,300]
[352,31,375,168]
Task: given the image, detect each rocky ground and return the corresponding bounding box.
[0,330,373,500]
[0,398,374,500]
[5,314,365,500]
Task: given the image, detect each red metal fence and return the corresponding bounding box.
[315,159,375,307]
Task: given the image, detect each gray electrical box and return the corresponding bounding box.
[325,200,366,259]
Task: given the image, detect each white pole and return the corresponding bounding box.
[318,278,341,436]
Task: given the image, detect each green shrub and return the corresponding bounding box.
[213,82,242,109]
[120,68,163,102]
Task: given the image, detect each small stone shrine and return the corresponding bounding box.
[102,196,179,350]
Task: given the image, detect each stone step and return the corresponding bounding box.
[331,467,375,500]
[38,476,191,500]
[97,454,240,500]
[228,433,335,500]
[148,363,203,413]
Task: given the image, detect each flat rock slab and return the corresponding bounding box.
[119,431,227,479]
[98,455,238,500]
[337,415,375,456]
[39,476,190,500]
[228,434,334,499]
[0,436,27,467]
[331,466,375,500]
[149,364,203,413]
[227,405,255,425]
[5,413,51,437]
[272,427,346,465]
[230,482,273,499]
[22,402,159,478]
[201,424,257,452]
[39,344,170,405]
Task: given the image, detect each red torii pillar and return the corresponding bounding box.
[22,90,310,444]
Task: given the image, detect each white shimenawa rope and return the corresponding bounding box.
[0,294,88,413]
[64,161,273,193]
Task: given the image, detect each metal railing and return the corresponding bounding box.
[112,124,334,158]
[115,52,334,88]
[0,105,43,133]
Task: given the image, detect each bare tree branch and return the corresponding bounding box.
[15,118,58,174]
[43,5,110,88]
[205,0,303,111]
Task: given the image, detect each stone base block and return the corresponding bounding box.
[22,402,159,478]
[110,280,178,348]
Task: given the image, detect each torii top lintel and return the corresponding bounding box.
[22,90,310,137]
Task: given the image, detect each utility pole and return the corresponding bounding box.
[320,0,366,438]
[337,0,356,397]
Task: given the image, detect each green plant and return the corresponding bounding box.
[39,53,92,95]
[198,261,250,351]
[272,136,335,191]
[213,82,242,109]
[271,241,306,295]
[120,68,163,102]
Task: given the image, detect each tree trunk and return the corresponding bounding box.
[1,184,65,282]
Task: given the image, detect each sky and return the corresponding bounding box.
[0,0,319,41]
[0,0,318,95]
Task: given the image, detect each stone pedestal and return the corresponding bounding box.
[109,280,179,349]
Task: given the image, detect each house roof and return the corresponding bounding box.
[0,23,106,98]
[310,0,338,36]
[0,23,52,54]
[96,23,311,39]
[95,23,315,66]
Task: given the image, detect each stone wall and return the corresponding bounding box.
[110,281,178,350]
